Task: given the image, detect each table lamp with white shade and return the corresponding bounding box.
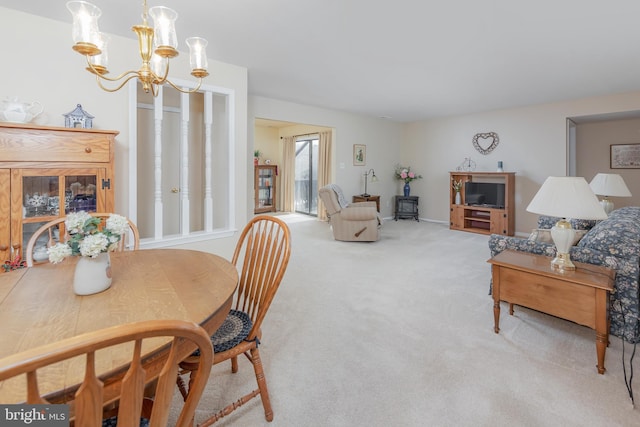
[526,177,607,271]
[589,173,632,215]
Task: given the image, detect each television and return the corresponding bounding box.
[464,182,505,208]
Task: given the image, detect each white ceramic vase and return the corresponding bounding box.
[455,191,461,205]
[73,252,112,295]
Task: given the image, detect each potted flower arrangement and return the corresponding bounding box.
[394,164,423,196]
[48,211,130,295]
[254,149,261,166]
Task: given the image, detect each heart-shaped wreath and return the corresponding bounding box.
[472,132,499,155]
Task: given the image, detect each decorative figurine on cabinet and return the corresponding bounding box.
[64,104,94,128]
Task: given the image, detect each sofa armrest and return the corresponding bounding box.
[489,234,638,278]
[488,234,557,258]
[340,206,378,221]
[350,201,377,209]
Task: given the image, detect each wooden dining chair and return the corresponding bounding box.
[177,215,292,425]
[25,212,140,267]
[0,319,213,427]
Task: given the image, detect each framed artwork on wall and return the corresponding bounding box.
[611,143,640,169]
[353,144,366,166]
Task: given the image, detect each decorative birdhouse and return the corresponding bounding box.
[64,104,94,129]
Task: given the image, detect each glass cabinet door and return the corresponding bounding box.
[22,175,61,259]
[15,169,103,259]
[23,175,59,218]
[64,175,98,214]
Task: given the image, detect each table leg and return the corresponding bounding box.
[493,299,500,333]
[492,266,501,333]
[595,289,608,374]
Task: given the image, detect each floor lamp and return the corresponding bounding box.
[361,168,378,197]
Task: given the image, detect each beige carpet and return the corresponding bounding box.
[174,216,640,426]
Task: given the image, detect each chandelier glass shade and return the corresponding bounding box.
[67,0,209,96]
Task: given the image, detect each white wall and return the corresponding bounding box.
[576,118,640,209]
[254,125,281,166]
[250,96,405,218]
[0,7,248,258]
[404,91,640,233]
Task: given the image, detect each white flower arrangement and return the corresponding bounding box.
[48,212,129,264]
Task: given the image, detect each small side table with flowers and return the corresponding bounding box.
[395,164,422,197]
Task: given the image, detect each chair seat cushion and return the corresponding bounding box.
[192,309,253,355]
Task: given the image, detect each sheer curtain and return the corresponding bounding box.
[317,131,333,221]
[281,136,296,212]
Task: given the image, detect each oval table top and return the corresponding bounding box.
[0,248,238,404]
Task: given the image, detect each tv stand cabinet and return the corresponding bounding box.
[450,171,515,236]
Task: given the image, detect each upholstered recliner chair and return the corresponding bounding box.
[318,184,381,242]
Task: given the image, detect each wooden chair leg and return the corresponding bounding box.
[231,356,239,373]
[176,375,190,401]
[250,347,273,422]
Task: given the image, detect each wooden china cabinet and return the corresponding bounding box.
[0,123,118,265]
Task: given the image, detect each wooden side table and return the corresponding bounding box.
[394,196,419,221]
[353,195,380,212]
[488,250,615,374]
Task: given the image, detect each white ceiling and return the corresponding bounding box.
[3,0,640,122]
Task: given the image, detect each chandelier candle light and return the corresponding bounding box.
[67,0,209,96]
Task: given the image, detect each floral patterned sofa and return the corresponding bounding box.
[488,206,640,343]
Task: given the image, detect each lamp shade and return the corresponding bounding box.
[589,173,632,197]
[526,176,607,220]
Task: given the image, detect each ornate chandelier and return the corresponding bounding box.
[67,0,209,96]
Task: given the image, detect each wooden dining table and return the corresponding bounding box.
[0,248,238,406]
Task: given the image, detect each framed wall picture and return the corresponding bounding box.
[611,143,640,169]
[353,144,366,166]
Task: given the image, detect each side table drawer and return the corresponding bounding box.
[499,267,597,328]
